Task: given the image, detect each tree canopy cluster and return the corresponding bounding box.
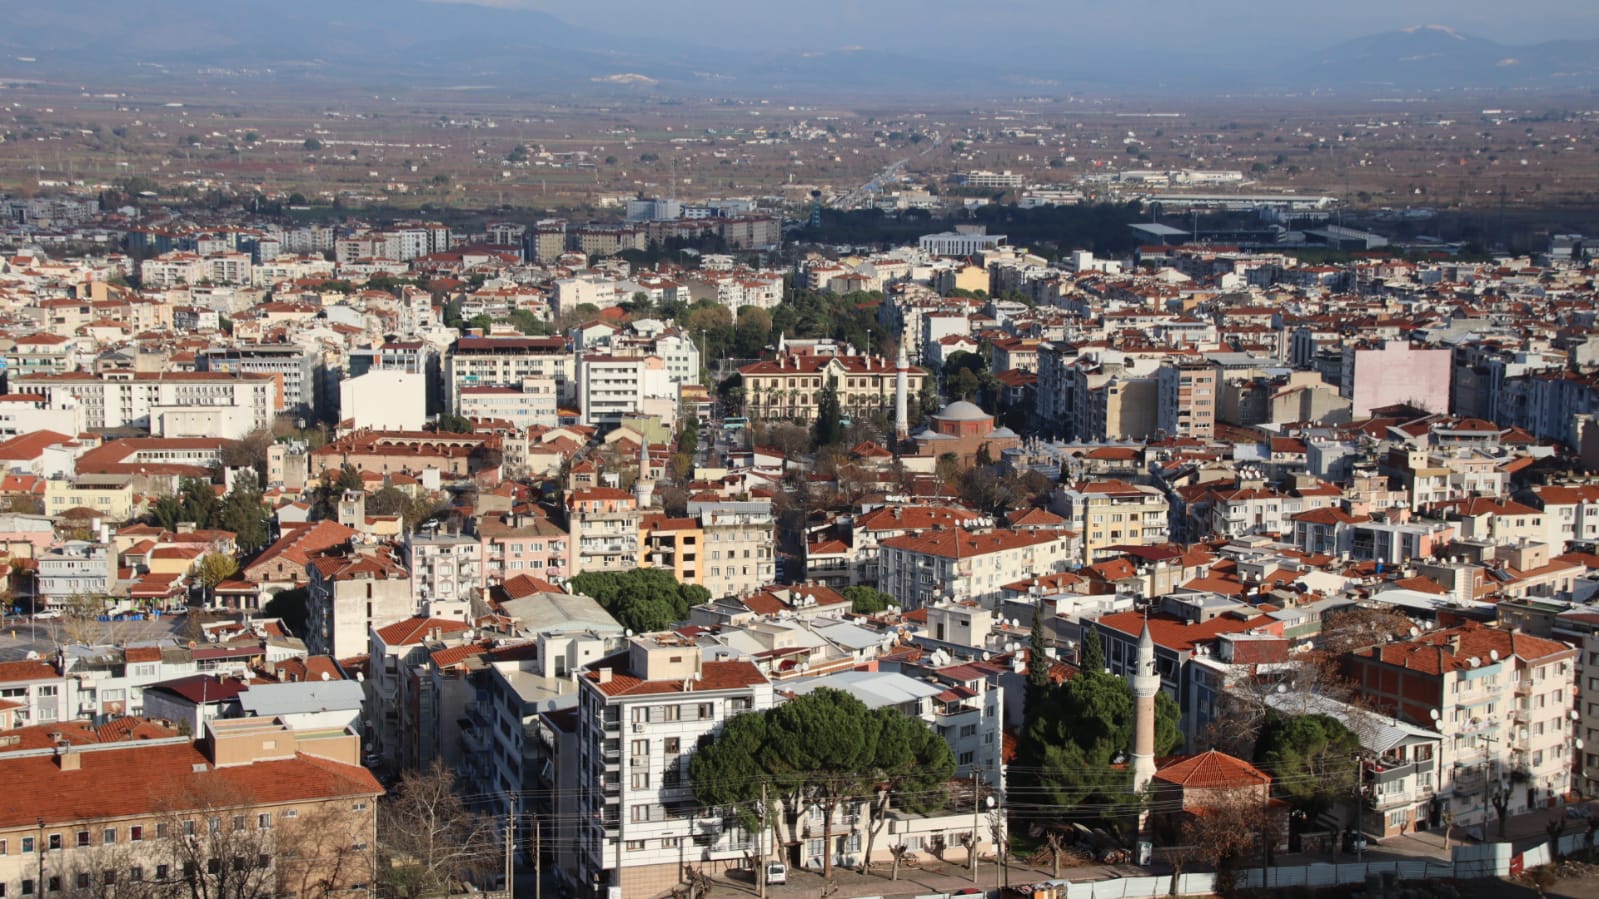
[1015,628,1182,827]
[147,474,272,553]
[691,688,955,878]
[567,568,710,634]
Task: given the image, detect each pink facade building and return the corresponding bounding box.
[1341,340,1452,418]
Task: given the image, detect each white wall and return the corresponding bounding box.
[340,370,426,431]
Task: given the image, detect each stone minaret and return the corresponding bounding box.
[1131,619,1160,793]
[894,343,910,444]
[634,436,655,508]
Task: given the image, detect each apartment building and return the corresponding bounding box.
[478,510,571,586]
[458,383,559,429]
[1052,479,1171,563]
[1343,623,1578,830]
[197,345,324,420]
[1340,340,1453,418]
[402,531,482,620]
[567,488,643,575]
[305,546,415,660]
[12,371,275,436]
[695,502,777,600]
[575,636,774,898]
[365,616,475,770]
[578,354,674,427]
[877,528,1077,610]
[35,541,116,608]
[1156,360,1219,440]
[446,336,575,409]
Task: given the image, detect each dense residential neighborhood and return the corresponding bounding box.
[0,188,1598,899]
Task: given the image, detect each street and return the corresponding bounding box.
[0,615,188,661]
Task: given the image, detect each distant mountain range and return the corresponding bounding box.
[1,6,1596,97]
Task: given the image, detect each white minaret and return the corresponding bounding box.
[1131,620,1160,793]
[894,342,910,444]
[634,435,656,508]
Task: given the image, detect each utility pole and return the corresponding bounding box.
[503,794,515,899]
[971,770,981,883]
[759,781,768,899]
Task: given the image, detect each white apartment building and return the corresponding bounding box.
[554,274,620,313]
[340,370,427,431]
[577,354,674,428]
[305,547,416,660]
[1346,623,1578,832]
[458,383,559,429]
[0,394,81,440]
[12,371,275,435]
[576,636,774,898]
[446,336,576,409]
[696,502,777,600]
[877,528,1077,610]
[36,541,115,608]
[402,531,482,620]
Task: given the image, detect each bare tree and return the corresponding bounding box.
[274,800,374,899]
[376,762,498,898]
[887,844,908,881]
[1319,606,1416,655]
[1181,789,1278,895]
[147,778,282,899]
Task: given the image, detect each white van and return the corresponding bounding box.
[764,862,787,885]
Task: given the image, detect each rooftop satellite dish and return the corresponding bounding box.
[1468,657,1480,668]
[1489,650,1499,662]
[1409,627,1419,637]
[321,671,330,681]
[1429,708,1441,721]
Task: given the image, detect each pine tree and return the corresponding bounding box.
[1080,625,1105,673]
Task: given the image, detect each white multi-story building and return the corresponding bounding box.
[575,636,774,898]
[36,541,115,608]
[197,344,323,419]
[0,393,81,439]
[458,383,559,429]
[12,371,275,435]
[402,531,482,619]
[877,528,1077,609]
[1346,623,1578,832]
[446,336,576,408]
[577,354,674,428]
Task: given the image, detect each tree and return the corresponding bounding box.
[567,569,708,634]
[145,777,283,899]
[272,801,374,899]
[437,415,473,434]
[194,553,240,607]
[1026,612,1054,721]
[303,138,322,152]
[1177,788,1274,895]
[377,763,498,898]
[217,476,271,554]
[812,378,843,449]
[841,586,894,615]
[262,588,309,638]
[1080,626,1105,672]
[692,689,954,881]
[1319,605,1417,654]
[1256,713,1361,821]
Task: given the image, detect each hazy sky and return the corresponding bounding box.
[432,0,1599,50]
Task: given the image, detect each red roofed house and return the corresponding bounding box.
[878,527,1079,609]
[576,635,773,895]
[0,717,380,898]
[1343,622,1577,830]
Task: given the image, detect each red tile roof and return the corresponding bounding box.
[1155,749,1272,790]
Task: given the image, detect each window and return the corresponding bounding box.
[47,878,59,894]
[20,880,32,896]
[206,859,220,875]
[698,703,714,720]
[958,751,974,765]
[182,821,195,837]
[47,835,61,851]
[625,840,646,852]
[21,838,34,854]
[664,737,681,754]
[258,814,271,829]
[156,866,169,881]
[129,868,143,883]
[233,815,246,832]
[661,837,680,849]
[129,826,143,842]
[280,810,298,819]
[76,831,89,848]
[102,871,115,887]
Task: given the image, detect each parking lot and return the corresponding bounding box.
[0,614,188,662]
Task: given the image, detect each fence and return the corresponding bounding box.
[1034,834,1597,899]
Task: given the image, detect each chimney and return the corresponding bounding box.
[54,741,80,772]
[597,668,614,684]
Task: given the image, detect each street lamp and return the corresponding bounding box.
[985,795,1006,896]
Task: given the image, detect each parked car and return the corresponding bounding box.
[32,608,62,620]
[764,863,787,885]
